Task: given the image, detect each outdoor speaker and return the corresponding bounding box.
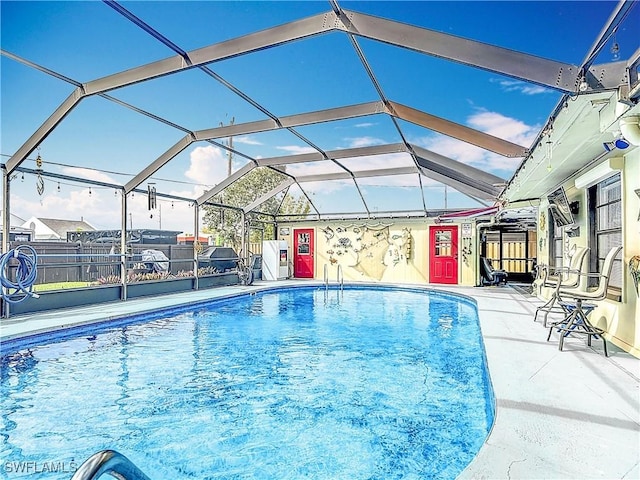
[569,201,579,215]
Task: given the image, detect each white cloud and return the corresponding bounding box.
[285,162,343,177]
[61,166,118,184]
[356,173,421,188]
[414,109,539,174]
[5,149,218,233]
[519,85,549,95]
[345,136,384,148]
[420,177,444,187]
[277,145,317,154]
[299,179,351,195]
[468,110,535,143]
[493,78,551,95]
[123,182,213,233]
[235,136,262,145]
[354,122,376,128]
[286,152,420,190]
[185,145,228,186]
[10,154,218,233]
[7,107,538,229]
[12,186,119,229]
[337,152,414,171]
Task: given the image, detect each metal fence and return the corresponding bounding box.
[7,241,199,285]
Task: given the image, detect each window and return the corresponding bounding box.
[296,232,310,255]
[588,173,622,293]
[434,230,452,256]
[548,214,564,270]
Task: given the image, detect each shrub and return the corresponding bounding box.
[96,266,223,285]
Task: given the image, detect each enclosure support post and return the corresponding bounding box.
[2,169,10,255]
[2,169,10,318]
[241,211,247,264]
[193,203,199,291]
[120,191,128,301]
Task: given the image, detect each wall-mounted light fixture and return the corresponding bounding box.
[619,116,640,147]
[614,132,630,149]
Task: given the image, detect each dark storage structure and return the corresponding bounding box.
[198,247,239,272]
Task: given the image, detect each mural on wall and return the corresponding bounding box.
[630,255,640,296]
[564,238,577,263]
[322,224,413,281]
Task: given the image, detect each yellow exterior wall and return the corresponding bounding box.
[537,151,640,357]
[617,149,640,356]
[277,219,479,287]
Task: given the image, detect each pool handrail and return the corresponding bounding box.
[71,450,151,480]
[324,264,343,290]
[323,264,329,290]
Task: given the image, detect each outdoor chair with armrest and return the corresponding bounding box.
[480,257,508,285]
[546,245,622,357]
[534,246,589,326]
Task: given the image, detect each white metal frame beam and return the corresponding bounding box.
[5,88,85,174]
[258,143,408,167]
[83,12,339,95]
[195,101,385,141]
[196,163,255,206]
[124,97,524,193]
[242,178,296,214]
[337,9,584,93]
[388,102,528,157]
[4,11,340,174]
[4,2,629,224]
[236,141,504,209]
[124,134,196,193]
[411,145,504,199]
[295,166,417,183]
[238,146,412,214]
[5,5,587,175]
[123,102,387,193]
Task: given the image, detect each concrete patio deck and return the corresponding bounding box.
[1,281,638,479]
[451,284,639,480]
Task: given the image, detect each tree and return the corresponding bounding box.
[202,166,310,252]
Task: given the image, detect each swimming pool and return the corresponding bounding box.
[1,285,494,479]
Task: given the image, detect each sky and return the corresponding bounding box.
[1,1,638,234]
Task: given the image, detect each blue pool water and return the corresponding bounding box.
[1,286,494,479]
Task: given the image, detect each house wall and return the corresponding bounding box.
[21,217,58,241]
[619,149,640,355]
[276,219,480,287]
[537,150,640,357]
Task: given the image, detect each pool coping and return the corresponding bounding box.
[1,280,639,479]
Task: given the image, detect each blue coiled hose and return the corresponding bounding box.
[0,245,40,304]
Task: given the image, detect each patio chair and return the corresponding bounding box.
[534,246,589,326]
[480,257,508,285]
[546,245,622,357]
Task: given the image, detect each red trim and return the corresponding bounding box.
[437,206,499,220]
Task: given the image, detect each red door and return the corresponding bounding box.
[293,228,314,278]
[429,226,459,284]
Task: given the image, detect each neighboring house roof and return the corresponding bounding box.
[0,211,26,228]
[21,217,96,240]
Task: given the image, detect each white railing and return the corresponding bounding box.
[323,264,329,290]
[71,450,150,480]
